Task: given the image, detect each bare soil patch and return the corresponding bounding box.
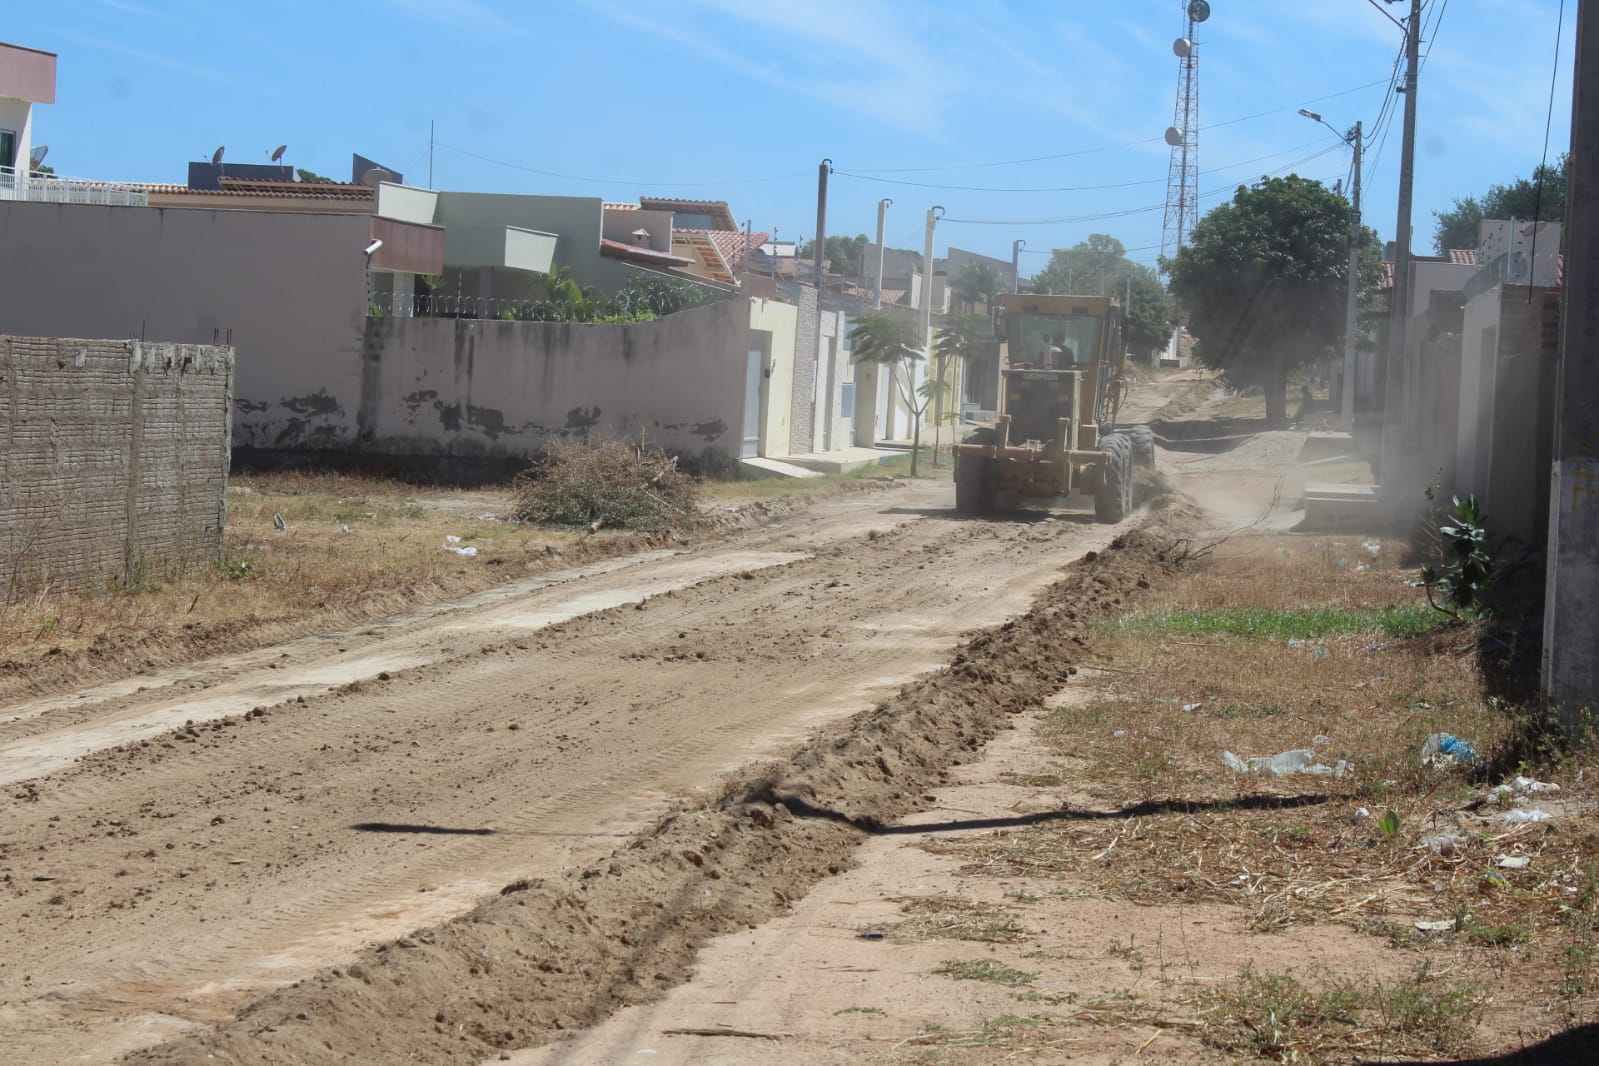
[0,469,896,704]
[118,523,1183,1065]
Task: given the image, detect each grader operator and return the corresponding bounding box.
[953,293,1152,521]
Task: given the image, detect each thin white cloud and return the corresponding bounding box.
[94,0,175,19]
[64,34,268,93]
[578,0,955,138]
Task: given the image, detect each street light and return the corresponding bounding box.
[1299,108,1364,432]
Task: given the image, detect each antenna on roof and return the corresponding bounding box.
[271,144,288,164]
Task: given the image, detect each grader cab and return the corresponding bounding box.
[952,293,1152,521]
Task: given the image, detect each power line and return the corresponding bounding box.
[433,142,811,188]
[845,77,1394,175]
[1527,0,1567,280]
[940,146,1344,226]
[832,137,1329,195]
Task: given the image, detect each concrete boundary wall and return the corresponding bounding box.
[0,335,234,599]
[351,298,750,473]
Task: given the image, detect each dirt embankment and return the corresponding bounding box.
[125,527,1182,1065]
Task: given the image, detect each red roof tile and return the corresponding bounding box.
[638,196,738,231]
[145,181,373,202]
[1447,248,1479,266]
[678,228,768,274]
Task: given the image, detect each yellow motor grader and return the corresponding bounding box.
[953,293,1152,521]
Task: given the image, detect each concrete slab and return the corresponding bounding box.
[780,447,903,474]
[1299,431,1357,463]
[737,457,826,480]
[1302,482,1382,530]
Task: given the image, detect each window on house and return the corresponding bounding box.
[0,130,16,171]
[840,382,855,419]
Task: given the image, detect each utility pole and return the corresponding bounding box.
[813,159,831,291]
[1543,0,1599,737]
[429,120,434,190]
[1379,0,1422,501]
[922,206,944,464]
[874,198,891,309]
[741,219,752,294]
[1011,239,1025,294]
[1342,120,1363,431]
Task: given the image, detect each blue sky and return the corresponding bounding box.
[10,0,1574,273]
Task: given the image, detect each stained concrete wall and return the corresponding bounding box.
[1455,284,1561,546]
[0,201,369,453]
[356,298,749,468]
[0,335,233,598]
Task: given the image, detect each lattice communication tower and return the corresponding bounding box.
[1160,1,1210,267]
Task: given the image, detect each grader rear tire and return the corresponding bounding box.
[954,428,997,516]
[1094,432,1131,523]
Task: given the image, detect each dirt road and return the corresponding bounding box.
[0,433,1173,1063]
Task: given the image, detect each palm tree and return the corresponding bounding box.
[951,262,1004,313]
[930,313,989,459]
[849,310,939,476]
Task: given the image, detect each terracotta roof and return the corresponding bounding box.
[145,182,373,202]
[1447,248,1479,266]
[598,237,695,266]
[670,230,735,284]
[637,196,738,231]
[880,288,909,306]
[677,228,768,276]
[602,202,639,211]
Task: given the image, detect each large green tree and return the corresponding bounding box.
[1165,175,1378,430]
[1432,155,1567,254]
[1027,234,1176,356]
[1028,233,1128,296]
[798,234,870,277]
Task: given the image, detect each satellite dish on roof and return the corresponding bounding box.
[1164,126,1184,147]
[1173,37,1192,58]
[360,167,393,188]
[271,144,288,163]
[30,145,48,168]
[211,146,225,166]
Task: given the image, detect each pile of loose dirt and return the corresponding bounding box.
[123,523,1185,1066]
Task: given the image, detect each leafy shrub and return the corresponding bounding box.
[1422,494,1495,617]
[511,437,701,532]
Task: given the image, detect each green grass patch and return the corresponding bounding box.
[1106,604,1442,641]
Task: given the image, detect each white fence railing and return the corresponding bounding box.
[0,167,150,207]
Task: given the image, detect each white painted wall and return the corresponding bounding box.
[374,182,440,226]
[0,96,33,175]
[749,297,797,457]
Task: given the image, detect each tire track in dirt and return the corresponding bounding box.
[120,526,1183,1066]
[0,480,1138,1064]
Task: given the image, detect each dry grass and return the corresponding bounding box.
[511,436,701,531]
[885,896,1029,944]
[913,531,1599,1057]
[0,471,653,696]
[0,457,907,699]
